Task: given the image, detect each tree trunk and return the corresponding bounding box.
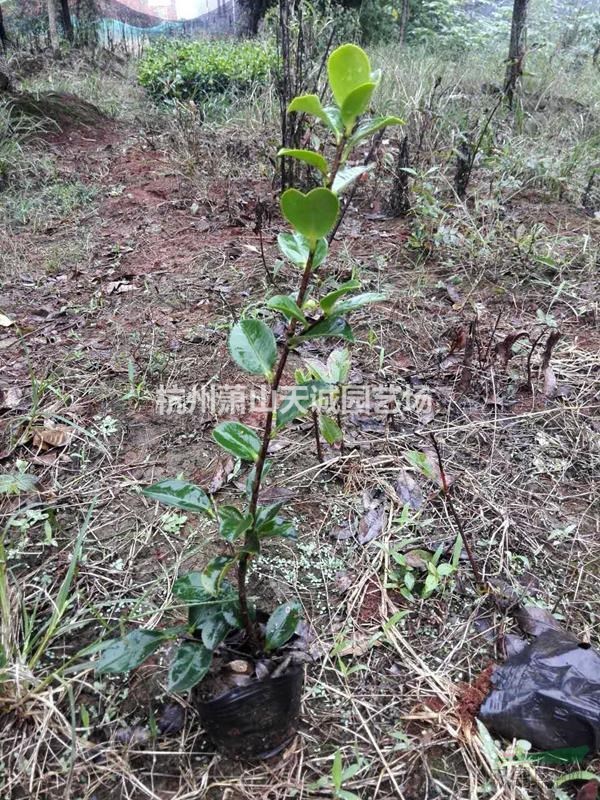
[60,0,74,42]
[399,0,410,46]
[504,0,530,109]
[47,0,61,54]
[0,7,8,52]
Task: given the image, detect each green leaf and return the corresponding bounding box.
[142,479,212,516]
[312,237,329,268]
[341,81,376,128]
[0,472,37,496]
[320,279,361,314]
[332,164,373,196]
[218,505,253,542]
[257,516,296,540]
[348,115,404,148]
[332,750,343,791]
[287,94,342,137]
[280,188,339,246]
[96,629,169,674]
[297,316,354,343]
[277,231,310,266]
[276,380,330,429]
[174,572,213,604]
[213,421,261,462]
[264,600,302,652]
[200,614,232,650]
[267,295,308,325]
[320,415,343,445]
[405,450,436,481]
[228,319,277,377]
[327,348,351,383]
[327,44,371,107]
[167,640,212,692]
[277,148,329,176]
[201,555,236,595]
[331,291,385,315]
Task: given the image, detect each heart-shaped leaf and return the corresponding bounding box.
[297,316,354,343]
[267,295,308,325]
[265,600,302,652]
[278,148,329,176]
[341,81,376,128]
[228,320,277,377]
[142,479,212,516]
[332,164,373,196]
[96,629,170,674]
[327,44,372,107]
[168,640,212,692]
[213,421,261,461]
[276,380,330,429]
[280,188,339,245]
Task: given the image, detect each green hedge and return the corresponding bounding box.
[138,38,278,102]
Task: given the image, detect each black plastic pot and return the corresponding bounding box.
[196,661,304,759]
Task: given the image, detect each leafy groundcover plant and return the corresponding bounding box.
[96,43,401,755]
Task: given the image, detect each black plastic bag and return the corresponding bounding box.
[479,629,600,752]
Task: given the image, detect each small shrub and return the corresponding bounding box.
[137,38,278,103]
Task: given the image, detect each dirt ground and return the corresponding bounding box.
[1,92,599,800]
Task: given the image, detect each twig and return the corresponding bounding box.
[429,433,483,586]
[311,409,323,462]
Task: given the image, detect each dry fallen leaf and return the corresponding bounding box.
[357,504,385,544]
[1,387,23,410]
[394,469,423,510]
[0,313,14,327]
[32,424,73,451]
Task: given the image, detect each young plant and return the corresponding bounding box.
[95,44,402,692]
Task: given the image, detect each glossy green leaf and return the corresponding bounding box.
[187,584,237,629]
[320,415,343,445]
[276,380,330,429]
[331,291,386,315]
[341,81,376,128]
[297,316,354,343]
[332,164,373,196]
[174,572,213,604]
[142,479,212,516]
[167,640,212,692]
[218,505,253,542]
[277,231,310,266]
[200,614,232,650]
[277,148,329,176]
[348,115,404,148]
[265,600,302,652]
[259,517,297,540]
[254,501,286,528]
[267,295,308,325]
[201,555,236,595]
[327,44,371,107]
[320,279,361,314]
[280,188,339,245]
[96,629,169,674]
[213,421,261,462]
[287,94,342,137]
[228,319,277,377]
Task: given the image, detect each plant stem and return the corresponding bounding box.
[237,250,316,650]
[311,409,323,462]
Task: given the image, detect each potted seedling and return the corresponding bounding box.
[95,44,402,759]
